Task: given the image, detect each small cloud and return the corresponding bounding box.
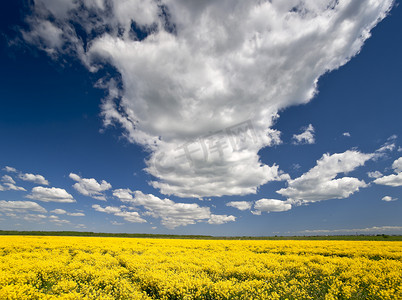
[0,200,47,213]
[367,171,383,179]
[111,221,124,225]
[374,157,402,187]
[207,214,236,225]
[292,163,301,170]
[92,204,122,214]
[23,214,47,222]
[93,204,146,223]
[226,201,252,211]
[19,173,49,185]
[69,173,111,200]
[1,175,16,184]
[292,124,315,145]
[343,132,351,137]
[253,199,291,213]
[115,211,147,223]
[50,208,84,216]
[68,212,85,217]
[392,157,402,173]
[1,175,25,191]
[74,224,87,229]
[267,128,282,146]
[113,189,213,229]
[374,173,402,187]
[278,150,372,203]
[0,183,26,191]
[113,189,239,229]
[381,196,397,202]
[374,139,396,160]
[3,166,17,173]
[49,215,71,225]
[26,187,76,203]
[376,143,395,153]
[50,209,67,214]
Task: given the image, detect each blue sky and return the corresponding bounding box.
[0,0,401,236]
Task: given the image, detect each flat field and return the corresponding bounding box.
[0,236,401,299]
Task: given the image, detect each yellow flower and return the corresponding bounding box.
[0,236,400,299]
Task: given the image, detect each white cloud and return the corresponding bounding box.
[114,211,147,223]
[69,173,112,200]
[1,170,48,190]
[367,171,383,179]
[373,138,397,160]
[148,160,290,198]
[207,214,236,225]
[92,204,146,223]
[3,166,17,173]
[22,20,64,56]
[26,186,76,203]
[374,173,402,187]
[50,208,85,216]
[392,157,402,173]
[278,150,373,203]
[0,183,26,192]
[343,132,351,137]
[111,221,124,226]
[2,175,15,184]
[111,189,133,202]
[92,204,122,214]
[374,157,402,187]
[226,201,252,211]
[292,124,315,145]
[0,175,26,191]
[292,164,301,170]
[377,143,396,153]
[23,214,47,222]
[0,200,47,213]
[49,215,71,225]
[22,0,394,198]
[50,209,67,214]
[19,173,49,185]
[301,226,402,234]
[381,196,397,202]
[254,199,292,213]
[33,0,77,19]
[113,189,236,229]
[68,212,85,217]
[129,190,211,229]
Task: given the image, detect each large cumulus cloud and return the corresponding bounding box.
[22,0,394,198]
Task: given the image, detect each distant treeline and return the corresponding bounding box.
[0,230,211,239]
[0,230,401,241]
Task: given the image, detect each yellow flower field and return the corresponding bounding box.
[0,236,401,299]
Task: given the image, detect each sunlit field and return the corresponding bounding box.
[0,236,401,299]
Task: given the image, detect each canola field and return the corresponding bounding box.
[0,236,401,299]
